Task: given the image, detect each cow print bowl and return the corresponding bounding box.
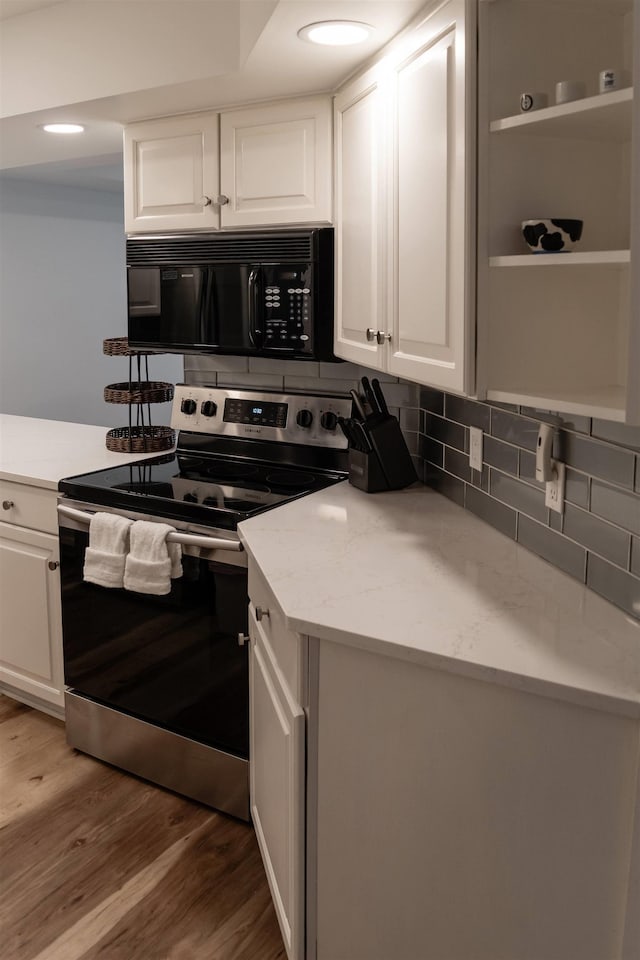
[521,218,583,253]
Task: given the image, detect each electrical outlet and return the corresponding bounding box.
[545,460,566,514]
[469,427,483,471]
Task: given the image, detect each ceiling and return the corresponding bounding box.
[0,0,424,191]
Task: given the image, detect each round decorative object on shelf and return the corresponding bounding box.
[102,337,151,357]
[104,381,174,405]
[105,425,175,454]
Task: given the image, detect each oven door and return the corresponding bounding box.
[58,504,249,760]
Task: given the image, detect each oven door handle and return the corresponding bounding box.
[57,504,244,552]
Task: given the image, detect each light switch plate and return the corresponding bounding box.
[469,427,483,471]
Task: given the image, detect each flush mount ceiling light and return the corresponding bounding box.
[297,20,373,46]
[41,123,85,134]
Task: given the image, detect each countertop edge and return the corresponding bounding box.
[285,609,640,719]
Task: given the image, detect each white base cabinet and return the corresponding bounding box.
[334,0,475,393]
[125,97,332,234]
[0,483,64,712]
[246,553,639,960]
[308,639,640,960]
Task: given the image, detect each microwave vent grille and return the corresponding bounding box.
[126,233,316,265]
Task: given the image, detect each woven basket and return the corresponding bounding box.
[105,425,175,453]
[103,337,151,357]
[104,381,174,405]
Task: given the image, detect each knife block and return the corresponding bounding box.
[348,415,417,493]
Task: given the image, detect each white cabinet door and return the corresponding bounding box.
[333,67,387,368]
[0,523,63,708]
[124,113,220,233]
[220,98,332,228]
[332,0,475,390]
[249,612,305,960]
[387,0,475,392]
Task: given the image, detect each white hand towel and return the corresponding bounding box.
[123,520,182,596]
[83,512,133,589]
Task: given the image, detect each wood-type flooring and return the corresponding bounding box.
[0,695,286,960]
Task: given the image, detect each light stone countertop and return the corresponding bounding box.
[0,415,170,489]
[239,481,640,717]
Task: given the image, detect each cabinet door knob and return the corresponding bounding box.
[48,561,60,571]
[2,500,14,510]
[214,195,230,206]
[366,328,377,342]
[255,605,270,622]
[237,632,250,646]
[376,331,392,345]
[200,195,212,206]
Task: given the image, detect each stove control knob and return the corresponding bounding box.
[296,409,313,429]
[181,398,197,415]
[201,400,218,418]
[320,411,338,432]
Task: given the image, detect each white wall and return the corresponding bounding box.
[0,177,182,428]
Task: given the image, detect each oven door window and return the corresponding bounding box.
[59,527,249,758]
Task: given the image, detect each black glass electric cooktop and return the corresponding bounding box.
[59,452,346,530]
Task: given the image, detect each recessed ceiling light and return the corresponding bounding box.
[41,123,85,134]
[297,20,373,46]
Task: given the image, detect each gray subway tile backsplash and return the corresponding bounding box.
[419,387,445,415]
[591,419,640,451]
[590,479,640,536]
[490,408,540,451]
[560,432,636,490]
[562,503,631,569]
[465,485,517,540]
[419,390,640,621]
[424,413,467,452]
[490,470,548,523]
[587,555,640,621]
[564,468,591,510]
[444,395,491,431]
[517,516,587,582]
[484,436,519,476]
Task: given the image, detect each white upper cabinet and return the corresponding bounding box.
[476,0,638,423]
[219,98,332,228]
[124,97,332,234]
[334,0,475,393]
[334,66,388,367]
[124,112,221,234]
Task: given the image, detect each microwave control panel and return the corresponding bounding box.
[261,265,313,352]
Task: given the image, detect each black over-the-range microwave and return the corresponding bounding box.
[126,227,339,362]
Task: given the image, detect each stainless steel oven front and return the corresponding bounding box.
[57,499,250,820]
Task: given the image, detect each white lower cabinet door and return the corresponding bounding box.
[0,523,64,707]
[250,615,305,960]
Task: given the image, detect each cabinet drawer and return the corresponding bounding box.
[248,562,303,704]
[0,481,58,534]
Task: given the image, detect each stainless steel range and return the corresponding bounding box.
[57,386,351,820]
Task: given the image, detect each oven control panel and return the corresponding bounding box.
[171,385,352,449]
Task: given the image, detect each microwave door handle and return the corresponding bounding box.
[248,267,262,349]
[200,267,217,348]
